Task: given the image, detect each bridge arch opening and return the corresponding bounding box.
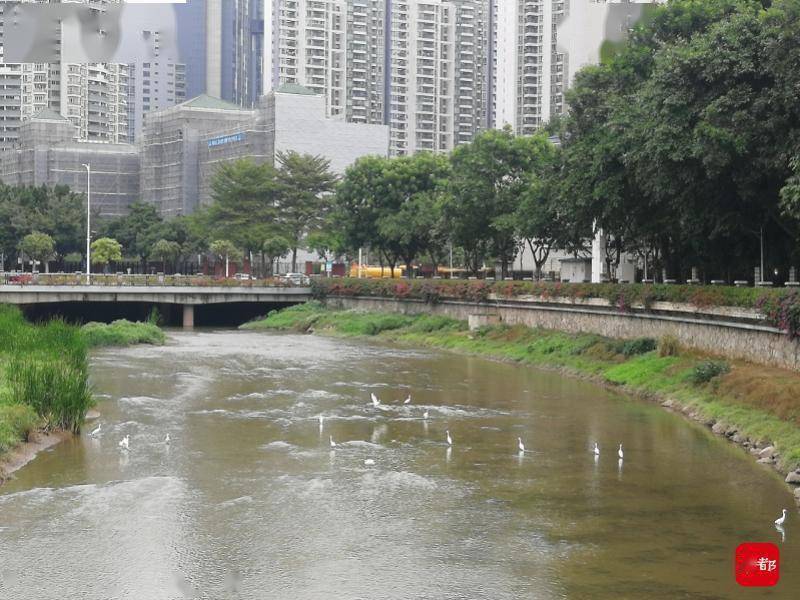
[19,301,301,328]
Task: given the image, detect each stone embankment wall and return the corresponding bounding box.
[328,295,800,370]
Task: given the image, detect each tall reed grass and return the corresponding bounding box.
[0,305,93,438]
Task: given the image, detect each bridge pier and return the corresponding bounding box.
[182,305,195,329]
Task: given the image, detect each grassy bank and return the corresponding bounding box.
[0,308,165,463]
[82,319,166,347]
[0,305,93,457]
[245,302,800,472]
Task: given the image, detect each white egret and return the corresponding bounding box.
[329,435,336,449]
[423,410,429,420]
[404,394,412,405]
[518,437,525,453]
[370,393,380,408]
[446,430,453,446]
[319,415,324,425]
[364,459,376,466]
[89,423,101,437]
[618,443,624,460]
[164,433,171,445]
[118,435,129,451]
[775,509,787,527]
[593,442,600,456]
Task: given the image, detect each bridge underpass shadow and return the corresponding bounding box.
[20,302,295,328]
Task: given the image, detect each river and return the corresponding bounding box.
[0,330,797,599]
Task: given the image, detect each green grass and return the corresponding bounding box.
[82,319,166,347]
[1,307,167,463]
[247,304,800,473]
[0,305,95,462]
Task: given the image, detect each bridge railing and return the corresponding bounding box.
[0,272,311,288]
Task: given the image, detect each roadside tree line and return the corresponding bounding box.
[331,0,800,282]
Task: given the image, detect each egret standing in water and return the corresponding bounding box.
[618,443,624,460]
[329,435,337,450]
[404,394,412,405]
[89,423,101,437]
[164,433,171,445]
[423,410,429,420]
[775,509,788,527]
[593,442,600,456]
[518,437,525,453]
[371,393,380,408]
[446,430,453,446]
[118,435,130,451]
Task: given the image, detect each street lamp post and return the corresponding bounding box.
[82,163,91,285]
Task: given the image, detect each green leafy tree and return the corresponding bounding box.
[90,237,122,273]
[276,151,337,272]
[18,231,55,273]
[262,235,292,278]
[209,239,242,277]
[150,239,181,273]
[447,129,556,277]
[207,159,286,277]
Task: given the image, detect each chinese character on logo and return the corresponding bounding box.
[736,543,780,587]
[756,557,777,572]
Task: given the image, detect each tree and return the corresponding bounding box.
[447,129,557,277]
[262,235,292,278]
[90,237,122,273]
[515,149,576,280]
[150,239,181,273]
[332,156,391,270]
[102,201,167,268]
[207,159,287,277]
[276,151,337,272]
[18,231,55,273]
[209,239,241,278]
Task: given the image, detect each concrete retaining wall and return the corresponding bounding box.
[328,295,800,371]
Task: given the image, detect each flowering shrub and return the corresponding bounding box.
[757,292,800,339]
[312,278,800,336]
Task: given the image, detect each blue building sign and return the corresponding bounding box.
[208,133,245,148]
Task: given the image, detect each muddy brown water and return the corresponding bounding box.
[0,330,798,599]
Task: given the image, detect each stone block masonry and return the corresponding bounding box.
[328,295,800,371]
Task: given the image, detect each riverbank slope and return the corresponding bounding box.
[244,302,800,500]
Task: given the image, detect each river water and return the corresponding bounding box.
[0,330,798,599]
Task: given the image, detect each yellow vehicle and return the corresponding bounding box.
[350,264,405,278]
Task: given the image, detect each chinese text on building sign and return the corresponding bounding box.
[208,133,245,148]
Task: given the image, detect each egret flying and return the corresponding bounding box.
[364,459,376,466]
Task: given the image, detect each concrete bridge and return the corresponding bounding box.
[0,285,312,328]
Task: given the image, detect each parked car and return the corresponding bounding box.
[280,272,310,285]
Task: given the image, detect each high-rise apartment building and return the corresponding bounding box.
[262,0,489,156]
[490,0,565,135]
[0,0,130,149]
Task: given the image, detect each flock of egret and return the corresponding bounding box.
[90,388,789,533]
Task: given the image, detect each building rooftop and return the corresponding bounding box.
[179,94,245,111]
[30,108,70,122]
[275,83,318,96]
